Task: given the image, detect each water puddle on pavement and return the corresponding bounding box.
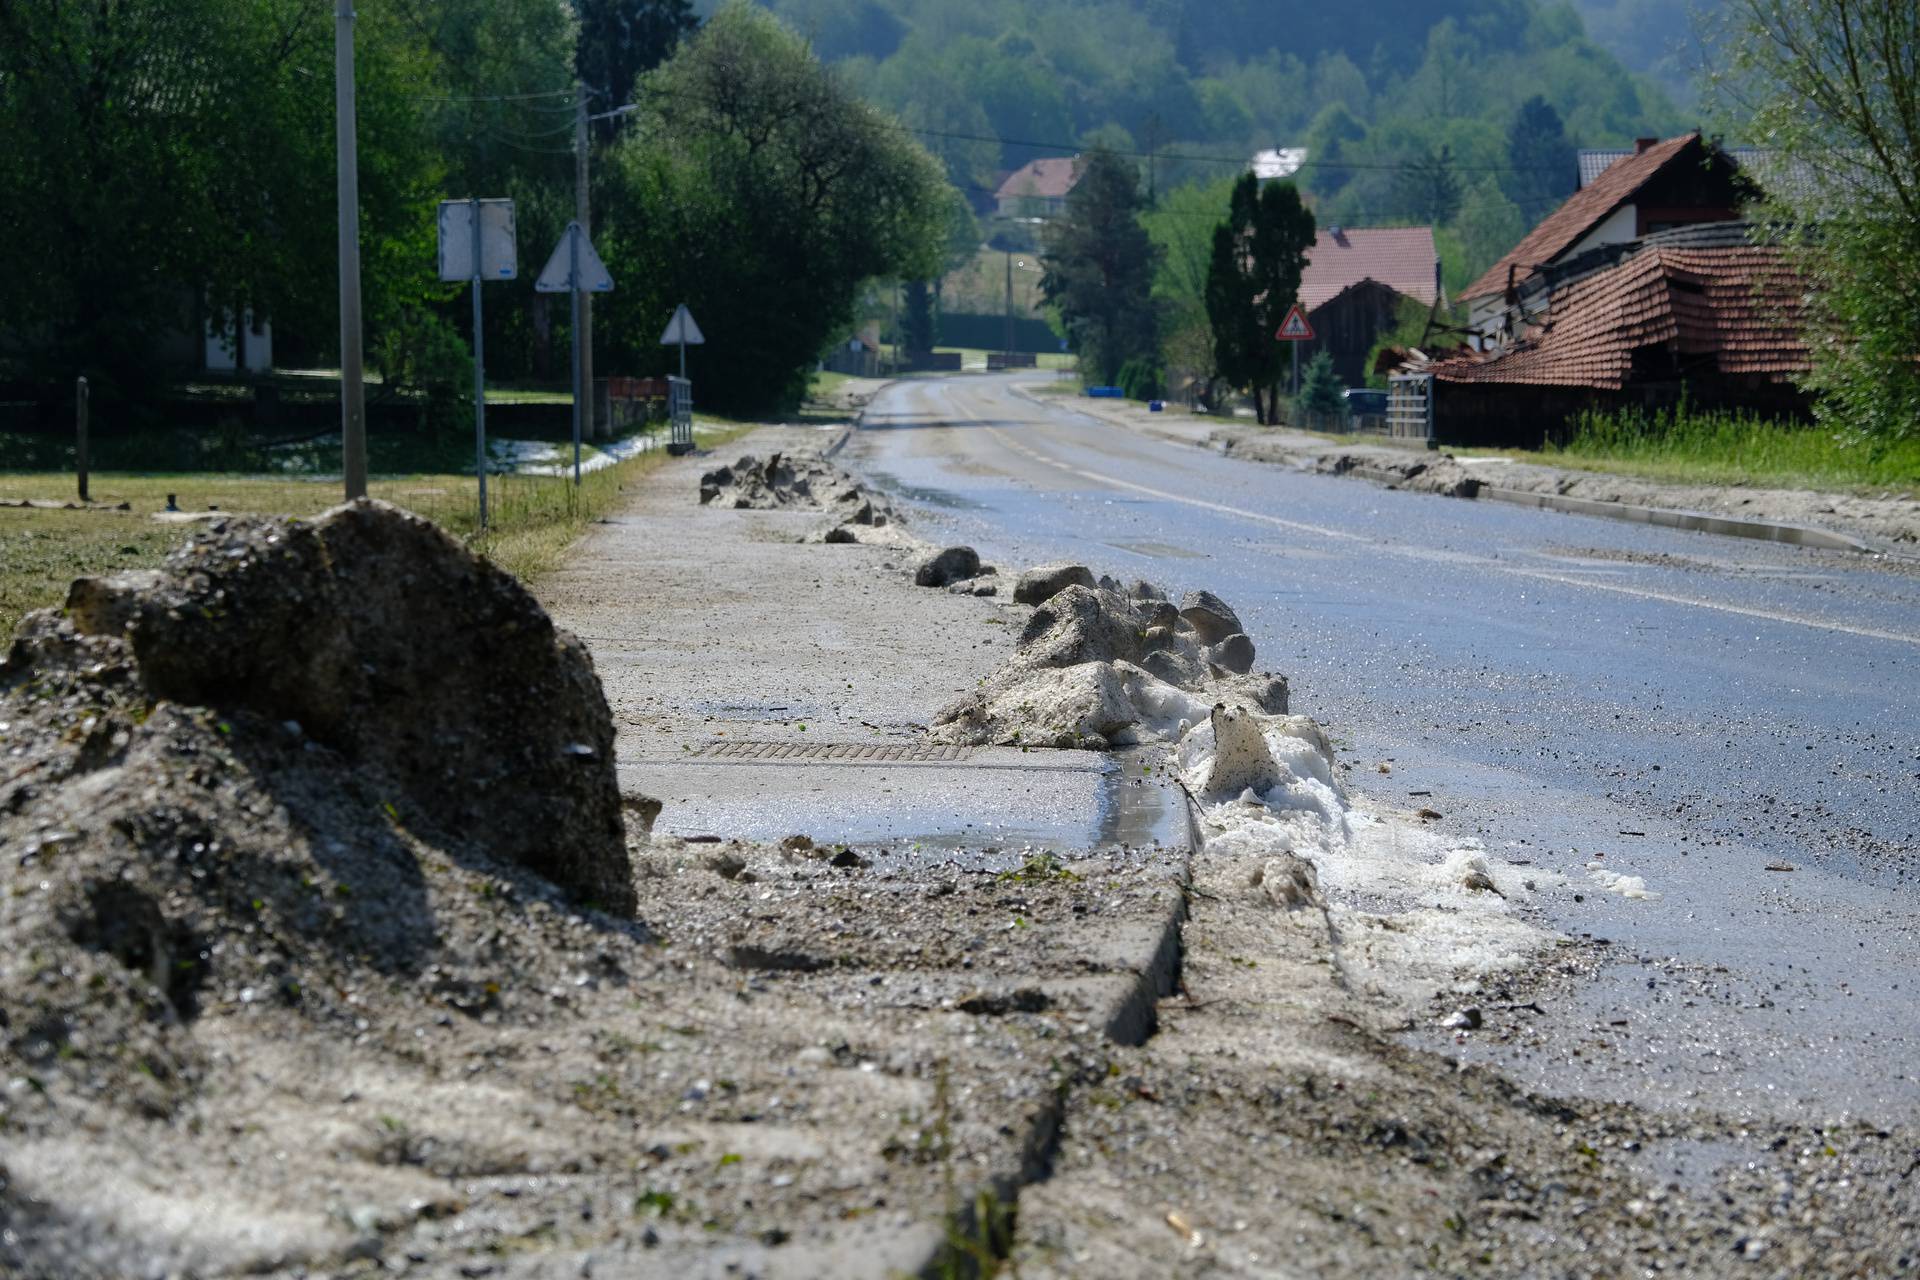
[628,748,1186,861]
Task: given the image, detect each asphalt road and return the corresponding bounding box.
[848,372,1920,1130]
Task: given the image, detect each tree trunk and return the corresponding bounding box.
[1252,386,1266,425]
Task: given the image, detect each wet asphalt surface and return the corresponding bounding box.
[847,373,1920,1131]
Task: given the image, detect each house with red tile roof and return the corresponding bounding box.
[1295,225,1440,385]
[1422,227,1810,447]
[1461,133,1750,350]
[995,157,1081,219]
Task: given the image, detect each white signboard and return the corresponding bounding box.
[437,199,517,283]
[659,303,705,346]
[534,222,614,294]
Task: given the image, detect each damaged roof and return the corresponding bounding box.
[1299,226,1439,313]
[1462,133,1710,303]
[995,157,1081,202]
[1430,244,1806,390]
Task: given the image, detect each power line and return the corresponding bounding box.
[483,131,576,156]
[900,121,1573,175]
[407,87,577,103]
[641,82,1582,178]
[487,116,580,140]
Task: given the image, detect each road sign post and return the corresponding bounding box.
[535,222,614,485]
[1275,303,1316,397]
[335,0,366,501]
[658,304,705,455]
[438,198,517,527]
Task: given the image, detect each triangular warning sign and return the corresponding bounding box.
[1276,304,1315,341]
[534,222,614,294]
[659,303,705,346]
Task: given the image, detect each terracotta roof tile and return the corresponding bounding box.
[1430,245,1806,390]
[1299,227,1438,312]
[1462,133,1704,303]
[995,157,1080,202]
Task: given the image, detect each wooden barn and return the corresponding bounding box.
[1295,227,1440,386]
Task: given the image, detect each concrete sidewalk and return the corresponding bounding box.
[522,423,1192,1276]
[518,416,1920,1280]
[536,422,1188,854]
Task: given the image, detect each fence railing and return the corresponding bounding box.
[1387,374,1435,444]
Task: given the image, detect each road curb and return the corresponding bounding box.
[915,788,1195,1279]
[1020,378,1904,558]
[1475,483,1883,553]
[1340,460,1885,554]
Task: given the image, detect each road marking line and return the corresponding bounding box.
[982,423,1370,543]
[1504,570,1920,648]
[919,386,1920,650]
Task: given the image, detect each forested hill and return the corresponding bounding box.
[707,0,1690,213]
[1570,0,1720,107]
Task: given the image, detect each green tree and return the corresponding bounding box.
[0,0,451,403]
[903,280,935,352]
[1502,95,1575,217]
[599,1,949,414]
[1204,172,1315,424]
[1719,0,1920,440]
[1452,175,1529,286]
[1294,349,1345,418]
[1039,150,1161,386]
[575,0,697,116]
[1143,175,1235,403]
[1390,145,1463,225]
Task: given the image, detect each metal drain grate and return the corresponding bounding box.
[689,741,973,763]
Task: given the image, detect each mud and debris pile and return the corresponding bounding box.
[0,501,641,1137]
[699,450,899,543]
[33,499,632,913]
[1319,450,1483,499]
[911,544,1002,595]
[932,569,1286,749]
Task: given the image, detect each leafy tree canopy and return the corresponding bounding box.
[1716,0,1920,440]
[1204,173,1315,424]
[1040,151,1160,386]
[599,1,950,414]
[0,0,573,401]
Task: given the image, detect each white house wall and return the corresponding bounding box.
[204,308,273,374]
[1565,204,1639,261]
[1465,202,1640,350]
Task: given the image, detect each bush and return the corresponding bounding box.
[1117,356,1165,402]
[373,310,473,437]
[1293,349,1345,416]
[1553,402,1920,489]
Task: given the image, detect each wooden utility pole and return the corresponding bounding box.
[335,0,367,499]
[1004,250,1014,359]
[576,83,598,439]
[75,376,89,503]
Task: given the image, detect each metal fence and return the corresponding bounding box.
[667,376,694,454]
[1387,373,1435,444]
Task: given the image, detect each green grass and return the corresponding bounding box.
[0,420,754,638]
[808,370,856,400]
[939,346,1077,372]
[1481,405,1920,493]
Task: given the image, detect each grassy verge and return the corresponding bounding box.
[1465,406,1920,494]
[808,370,857,400]
[0,420,753,638]
[941,347,1077,372]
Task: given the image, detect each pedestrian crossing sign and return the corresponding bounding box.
[1276,305,1315,341]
